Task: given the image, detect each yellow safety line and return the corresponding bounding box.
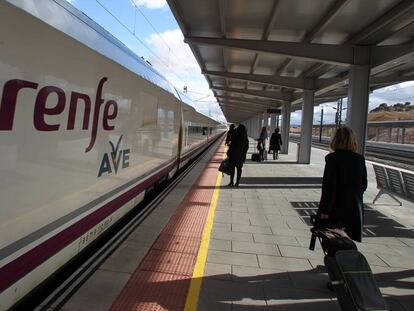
[184,151,225,311]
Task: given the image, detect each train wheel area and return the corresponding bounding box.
[27,138,414,311]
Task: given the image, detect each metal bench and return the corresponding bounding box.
[372,164,414,205]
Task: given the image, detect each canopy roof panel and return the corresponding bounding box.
[167,0,414,122]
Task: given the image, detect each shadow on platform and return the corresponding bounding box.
[244,160,298,165]
[228,177,322,189]
[291,202,414,239]
[116,266,413,310]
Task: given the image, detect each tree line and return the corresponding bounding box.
[370,102,413,113]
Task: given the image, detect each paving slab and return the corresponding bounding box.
[211,230,254,242]
[207,250,259,267]
[278,245,324,260]
[258,255,313,271]
[253,233,300,246]
[198,140,414,311]
[232,223,273,234]
[209,238,232,251]
[203,262,232,280]
[232,241,281,256]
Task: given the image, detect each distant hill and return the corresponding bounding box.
[367,110,414,144]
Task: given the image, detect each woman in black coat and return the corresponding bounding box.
[227,124,249,187]
[317,127,367,242]
[269,128,282,160]
[225,124,236,146]
[257,126,268,161]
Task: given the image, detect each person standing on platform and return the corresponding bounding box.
[227,124,249,187]
[269,128,283,160]
[225,124,236,146]
[317,127,367,242]
[257,126,268,161]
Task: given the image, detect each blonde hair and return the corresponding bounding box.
[330,126,357,152]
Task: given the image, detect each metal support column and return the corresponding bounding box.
[298,88,315,164]
[297,80,315,164]
[346,60,370,155]
[281,102,291,154]
[263,111,268,128]
[247,118,252,137]
[271,114,277,133]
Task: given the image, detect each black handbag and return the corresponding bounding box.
[309,216,357,256]
[218,159,233,175]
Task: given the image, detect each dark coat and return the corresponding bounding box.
[225,128,236,146]
[227,132,249,166]
[269,133,282,151]
[317,150,367,242]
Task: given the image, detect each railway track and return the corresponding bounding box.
[291,136,414,171]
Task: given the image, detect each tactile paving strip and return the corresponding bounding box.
[110,140,225,311]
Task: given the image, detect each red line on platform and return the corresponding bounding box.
[110,139,226,311]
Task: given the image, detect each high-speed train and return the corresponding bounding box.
[0,0,225,308]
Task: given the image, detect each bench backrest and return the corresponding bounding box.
[401,171,414,201]
[372,164,389,190]
[385,167,406,196]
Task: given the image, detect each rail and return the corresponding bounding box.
[300,120,414,145]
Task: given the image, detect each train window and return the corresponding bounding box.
[140,92,157,128]
[157,107,167,125]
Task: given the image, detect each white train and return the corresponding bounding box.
[0,0,224,308]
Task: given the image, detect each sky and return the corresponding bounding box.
[65,0,225,122]
[65,0,413,126]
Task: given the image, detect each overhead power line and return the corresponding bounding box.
[94,0,191,89]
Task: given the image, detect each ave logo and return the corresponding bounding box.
[98,135,130,177]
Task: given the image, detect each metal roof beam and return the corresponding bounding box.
[219,102,264,112]
[277,0,350,76]
[205,70,307,89]
[220,107,252,116]
[307,0,414,80]
[372,44,414,68]
[248,0,280,77]
[212,86,294,102]
[185,36,355,65]
[219,0,226,36]
[315,89,348,100]
[292,72,414,105]
[216,95,281,107]
[221,110,250,116]
[206,70,350,92]
[262,0,280,40]
[348,0,414,44]
[220,100,271,111]
[370,74,414,85]
[304,0,351,42]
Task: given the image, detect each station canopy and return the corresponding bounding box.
[166,0,414,123]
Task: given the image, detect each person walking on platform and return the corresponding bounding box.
[227,124,249,187]
[257,126,268,161]
[269,128,282,160]
[225,124,236,146]
[317,127,367,242]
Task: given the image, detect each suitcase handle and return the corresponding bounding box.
[309,233,316,251]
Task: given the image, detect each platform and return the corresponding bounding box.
[50,138,414,311]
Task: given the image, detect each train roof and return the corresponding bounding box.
[8,0,188,104]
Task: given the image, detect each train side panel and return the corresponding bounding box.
[0,1,181,307]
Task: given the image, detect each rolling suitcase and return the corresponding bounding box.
[309,216,389,311]
[251,153,260,162]
[324,250,389,311]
